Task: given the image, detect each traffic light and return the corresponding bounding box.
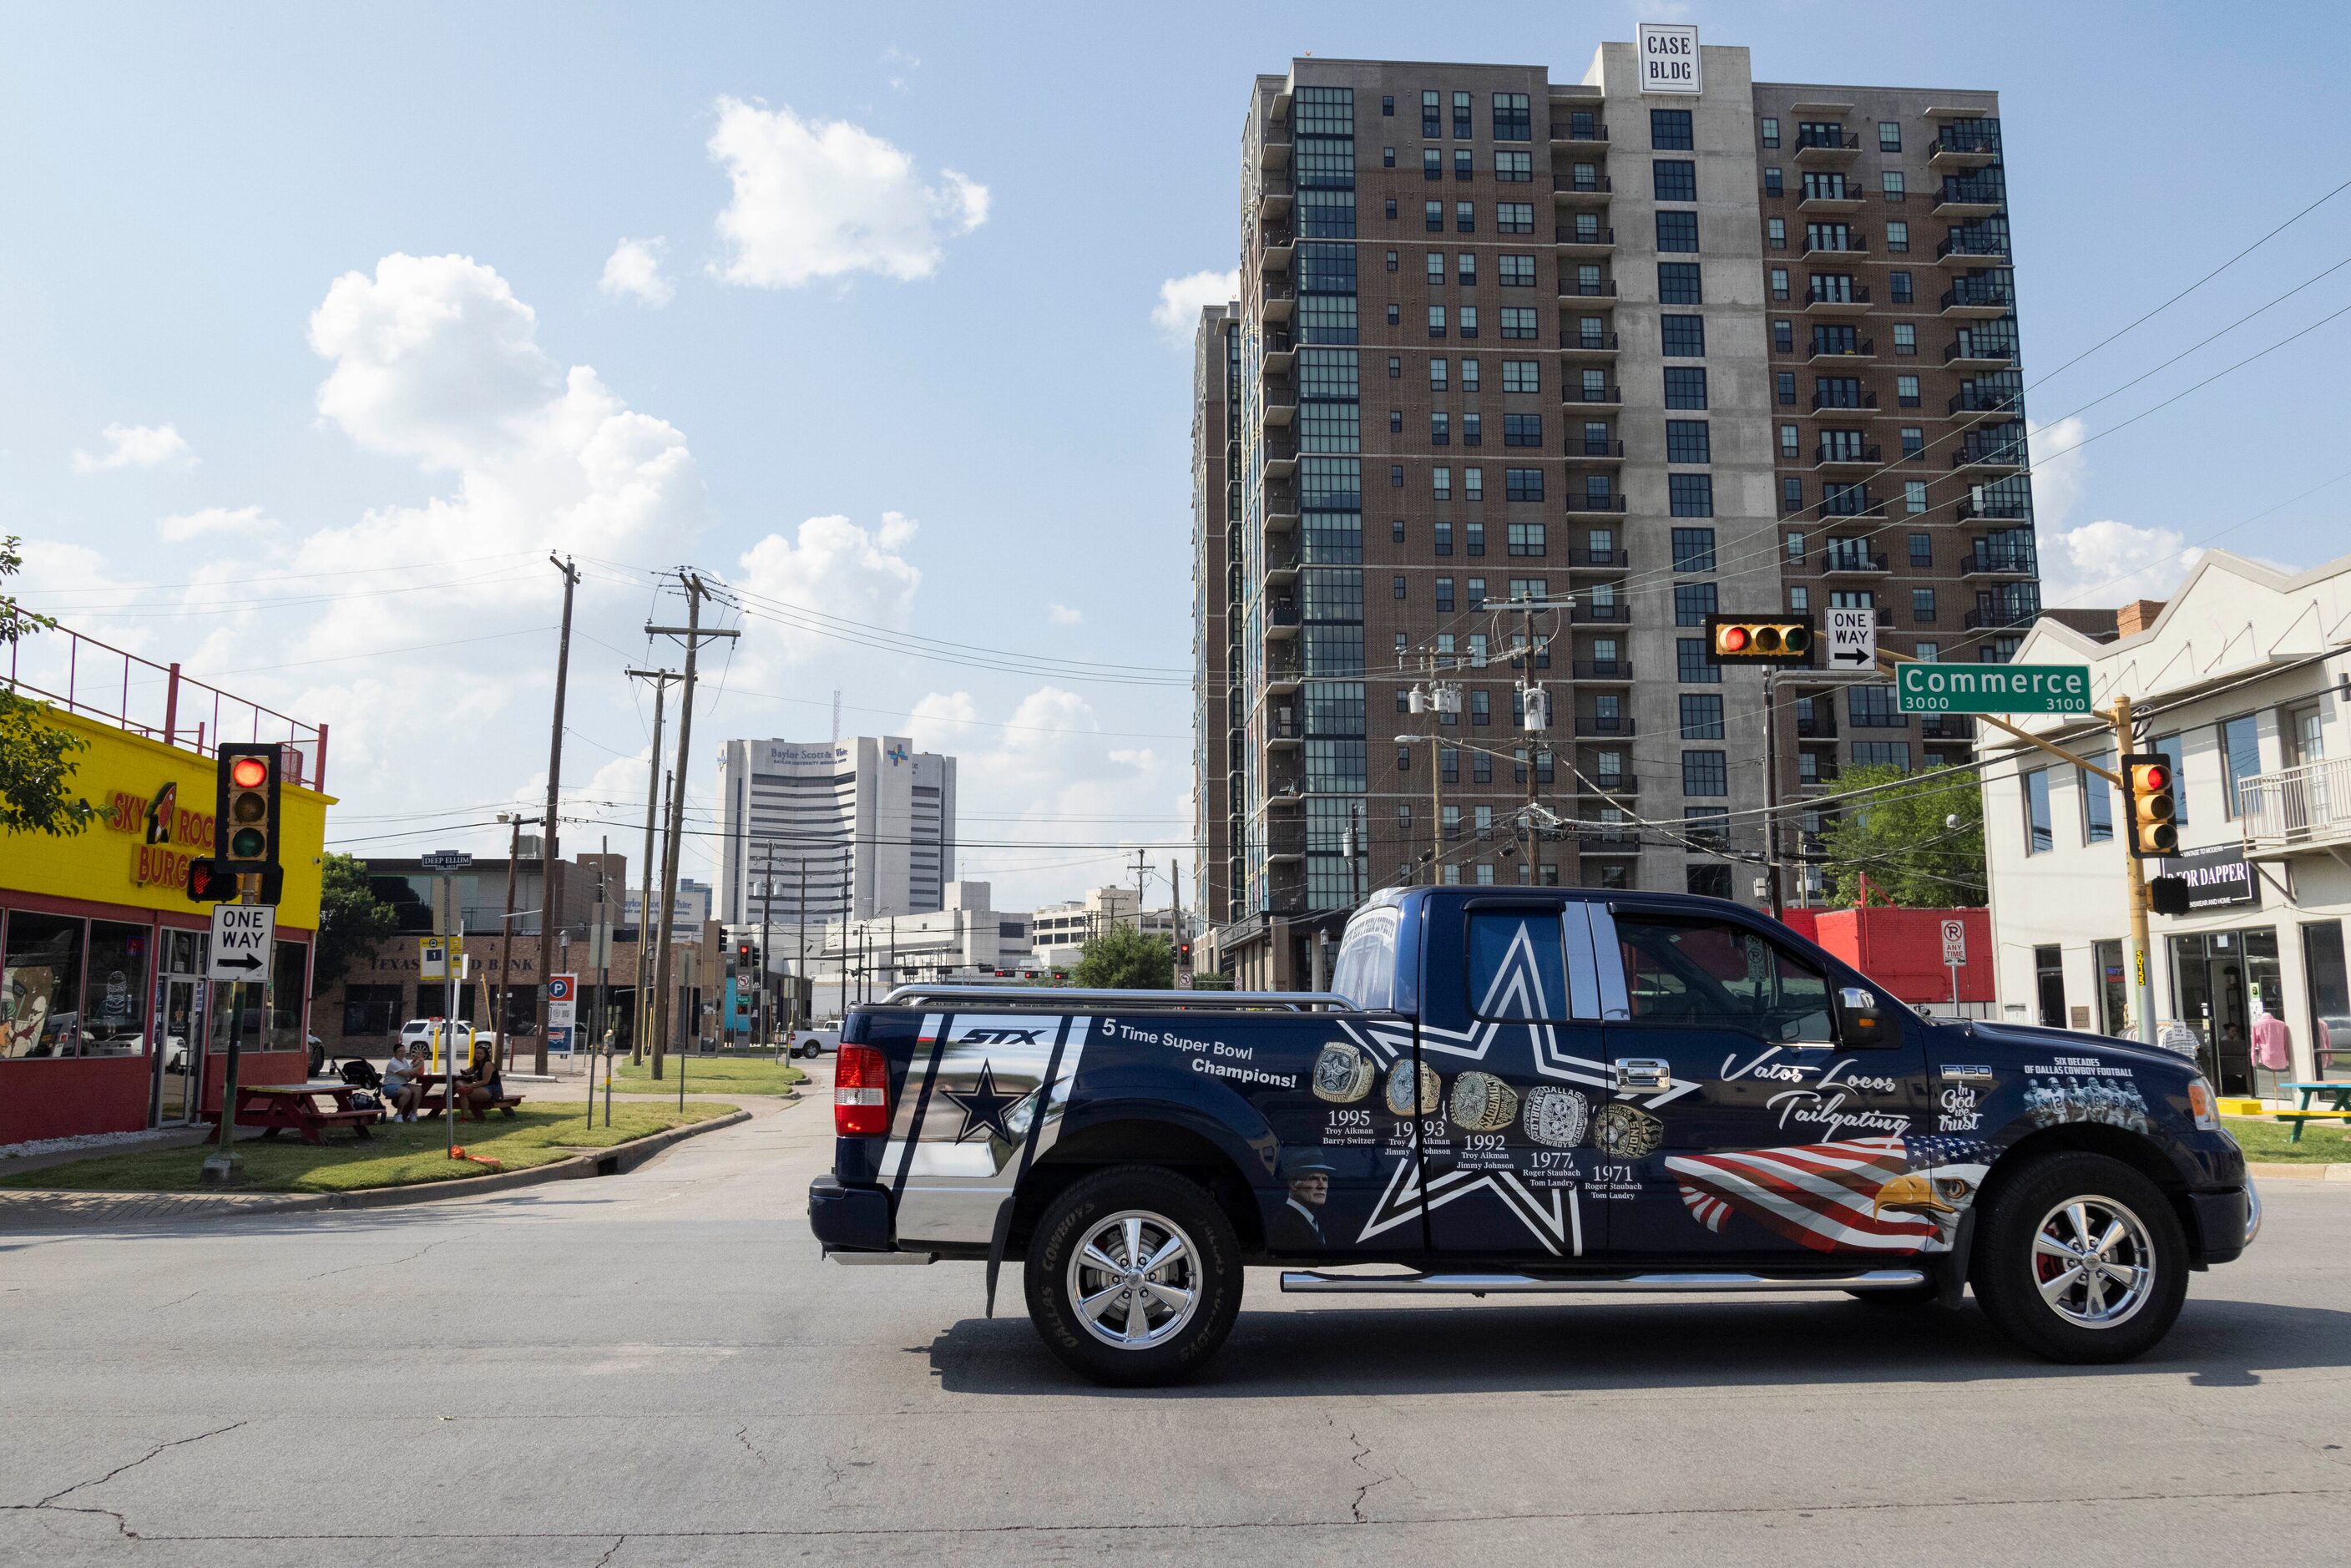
[213,744,282,875]
[185,857,282,905]
[2119,753,2179,859]
[1705,613,1815,665]
[2147,875,2191,917]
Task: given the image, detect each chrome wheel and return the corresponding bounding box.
[1064,1209,1201,1351]
[2030,1195,2156,1329]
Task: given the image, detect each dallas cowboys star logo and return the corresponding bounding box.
[940,1063,1020,1144]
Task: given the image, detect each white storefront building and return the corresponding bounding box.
[1979,552,2350,1098]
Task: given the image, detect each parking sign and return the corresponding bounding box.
[1940,918,1968,966]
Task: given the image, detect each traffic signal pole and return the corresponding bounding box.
[2111,692,2158,1046]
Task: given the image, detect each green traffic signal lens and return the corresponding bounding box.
[230,827,267,858]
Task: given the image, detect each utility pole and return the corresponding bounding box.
[758,844,775,1048]
[495,812,529,1062]
[2111,691,2158,1045]
[645,574,738,1080]
[796,858,807,1034]
[1762,667,1785,920]
[537,554,580,1076]
[624,668,679,1065]
[1131,847,1150,934]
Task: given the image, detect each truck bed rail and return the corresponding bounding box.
[873,984,1356,1014]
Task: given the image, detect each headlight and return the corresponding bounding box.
[2186,1077,2222,1131]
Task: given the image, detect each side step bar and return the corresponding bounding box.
[1279,1267,1929,1295]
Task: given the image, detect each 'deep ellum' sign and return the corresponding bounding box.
[1639,23,1701,94]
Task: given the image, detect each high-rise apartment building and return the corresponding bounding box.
[1195,37,2034,986]
[715,736,957,929]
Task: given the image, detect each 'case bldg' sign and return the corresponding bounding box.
[1638,23,1701,94]
[3,708,331,928]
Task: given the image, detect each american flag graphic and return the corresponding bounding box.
[1666,1134,1941,1254]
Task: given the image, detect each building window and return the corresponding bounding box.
[1454,148,1474,181]
[1506,522,1546,556]
[1900,426,1924,458]
[1503,412,1542,448]
[1761,116,1781,148]
[1424,200,1443,231]
[1912,587,1936,622]
[1904,479,1928,514]
[1423,146,1442,181]
[1893,323,1917,356]
[1429,357,1449,390]
[1384,302,1400,325]
[1886,220,1909,253]
[1878,119,1902,151]
[1495,149,1531,181]
[1495,202,1532,234]
[1454,90,1472,139]
[1423,89,1441,135]
[2222,713,2263,817]
[1661,314,1706,357]
[1680,694,1726,740]
[1763,166,1783,197]
[1388,408,1403,432]
[1390,463,1404,488]
[2083,758,2115,842]
[1382,94,1395,117]
[1653,159,1696,202]
[1464,468,1484,501]
[1677,637,1720,684]
[1913,640,1937,662]
[1897,374,1921,407]
[1767,216,1786,250]
[1463,411,1482,446]
[1502,358,1539,394]
[1674,581,1718,626]
[1658,262,1702,304]
[1504,468,1545,502]
[1433,521,1453,556]
[1393,574,1408,601]
[1882,170,1906,201]
[1888,269,1916,305]
[1434,576,1454,612]
[1432,467,1451,500]
[1424,250,1444,283]
[1663,367,1708,409]
[2152,734,2189,822]
[1460,357,1480,391]
[1773,319,1795,354]
[1666,420,1711,465]
[1383,147,1396,169]
[1656,210,1700,253]
[1493,92,1530,140]
[1853,741,1910,771]
[1470,690,1491,726]
[2024,766,2054,853]
[1909,532,1933,566]
[1499,253,1534,287]
[1385,198,1398,219]
[1430,410,1450,444]
[1499,306,1537,339]
[1789,585,1809,611]
[1428,305,1447,338]
[1651,108,1694,150]
[1465,521,1485,555]
[1671,525,1716,571]
[1683,750,1728,797]
[1669,473,1715,517]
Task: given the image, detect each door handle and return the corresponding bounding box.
[1614,1057,1671,1092]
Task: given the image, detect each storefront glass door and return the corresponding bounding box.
[2168,928,2281,1096]
[149,929,208,1125]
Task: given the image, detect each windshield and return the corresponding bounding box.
[1330,906,1399,1010]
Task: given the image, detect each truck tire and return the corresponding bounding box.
[1024,1166,1243,1387]
[1970,1152,2187,1364]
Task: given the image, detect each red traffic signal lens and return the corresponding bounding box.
[230,757,268,788]
[1720,625,1749,653]
[2141,765,2170,792]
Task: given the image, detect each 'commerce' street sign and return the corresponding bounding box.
[1895,662,2092,715]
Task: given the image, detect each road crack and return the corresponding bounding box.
[591,1534,626,1567]
[732,1424,768,1465]
[304,1234,456,1282]
[37,1421,247,1509]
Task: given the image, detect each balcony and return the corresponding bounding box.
[1804,284,1873,315]
[1934,178,2007,216]
[1565,492,1627,513]
[1919,716,1978,741]
[1256,175,1292,222]
[1555,225,1615,255]
[1937,229,2012,264]
[1266,713,1302,747]
[1263,491,1299,532]
[1813,442,1883,471]
[1807,336,1876,362]
[1579,833,1639,856]
[1948,385,2023,420]
[1798,763,1843,789]
[1964,602,2041,631]
[1261,539,1300,585]
[1819,547,1892,577]
[1940,280,2015,316]
[1956,494,2032,523]
[1961,548,2038,578]
[1565,545,1627,570]
[1797,185,1864,215]
[1952,438,2028,471]
[1813,491,1888,520]
[1570,438,1625,466]
[1264,601,1301,639]
[1795,713,1838,740]
[1572,601,1631,625]
[1551,119,1610,146]
[1577,771,1640,797]
[1575,714,1636,737]
[1802,233,1868,260]
[1266,823,1307,862]
[1264,654,1303,694]
[1262,433,1297,479]
[1557,276,1619,299]
[1260,330,1295,378]
[1812,389,1878,413]
[1261,229,1294,271]
[1931,125,2002,169]
[1259,276,1293,322]
[1572,660,1635,682]
[2239,757,2351,859]
[1561,331,1621,358]
[1259,129,1292,170]
[1553,171,1613,204]
[1945,336,2020,369]
[1565,382,1623,408]
[1795,127,1862,162]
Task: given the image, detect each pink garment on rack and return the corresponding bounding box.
[2250,1011,2293,1071]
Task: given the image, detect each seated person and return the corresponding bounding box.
[457,1034,506,1111]
[380,1043,424,1121]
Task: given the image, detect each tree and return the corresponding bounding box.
[1070,924,1176,989]
[0,534,95,838]
[313,852,400,996]
[1817,763,1987,908]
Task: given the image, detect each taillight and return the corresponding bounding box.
[836,1045,890,1136]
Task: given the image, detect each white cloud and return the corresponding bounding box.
[733,513,923,660]
[72,422,191,473]
[1047,603,1082,625]
[2038,519,2204,608]
[156,505,274,544]
[2027,415,2088,526]
[1152,270,1238,344]
[882,44,919,93]
[598,237,674,306]
[705,97,988,288]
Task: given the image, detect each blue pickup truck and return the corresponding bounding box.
[809,888,2257,1385]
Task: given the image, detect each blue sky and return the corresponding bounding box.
[4,1,2348,904]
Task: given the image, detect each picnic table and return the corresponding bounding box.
[208,1081,382,1146]
[2276,1080,2351,1143]
[412,1072,527,1122]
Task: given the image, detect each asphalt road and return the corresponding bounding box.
[3,1070,2346,1566]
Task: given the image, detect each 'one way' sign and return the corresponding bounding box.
[1825,605,1878,672]
[208,904,275,982]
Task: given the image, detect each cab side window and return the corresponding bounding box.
[1615,917,1832,1043]
[1466,910,1569,1020]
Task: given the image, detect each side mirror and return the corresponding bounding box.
[1838,986,1892,1048]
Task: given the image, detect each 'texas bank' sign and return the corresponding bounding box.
[99,781,218,892]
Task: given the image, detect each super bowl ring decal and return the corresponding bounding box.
[1449,1070,1519,1132]
[1523,1086,1591,1148]
[1385,1060,1442,1118]
[1591,1103,1663,1160]
[1312,1042,1374,1104]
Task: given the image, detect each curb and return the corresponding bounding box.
[0,1108,756,1229]
[2247,1161,2351,1182]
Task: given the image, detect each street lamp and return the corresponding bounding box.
[1394,734,1443,885]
